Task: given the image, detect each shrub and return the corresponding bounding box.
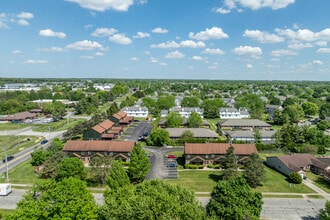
[289,172,302,184]
[184,164,198,169]
[207,164,214,168]
[121,161,130,166]
[214,164,221,169]
[198,165,204,169]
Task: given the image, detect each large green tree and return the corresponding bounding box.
[302,101,319,117]
[201,98,225,118]
[147,128,170,146]
[222,145,239,180]
[57,157,87,181]
[188,112,202,128]
[30,149,50,166]
[7,178,98,219]
[181,96,200,107]
[106,160,130,190]
[206,176,263,220]
[128,144,150,184]
[88,155,113,185]
[99,179,206,220]
[319,201,330,220]
[166,111,183,127]
[243,153,266,188]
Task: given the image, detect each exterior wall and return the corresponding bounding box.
[185,154,251,166]
[64,151,131,163]
[83,130,101,140]
[266,157,292,176]
[123,107,149,118]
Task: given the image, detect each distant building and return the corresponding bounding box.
[168,106,203,118]
[227,130,276,144]
[265,105,283,120]
[219,108,250,119]
[122,106,148,118]
[165,128,218,140]
[218,119,272,131]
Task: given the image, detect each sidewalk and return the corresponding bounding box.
[303,178,330,200]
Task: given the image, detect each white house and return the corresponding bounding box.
[219,108,250,119]
[169,107,203,118]
[122,107,148,118]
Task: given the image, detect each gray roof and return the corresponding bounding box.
[122,106,148,111]
[165,128,218,138]
[219,119,272,127]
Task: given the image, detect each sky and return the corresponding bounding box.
[1,0,330,81]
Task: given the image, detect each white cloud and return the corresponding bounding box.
[11,50,22,54]
[222,0,295,10]
[66,40,104,50]
[151,41,179,49]
[17,12,34,19]
[39,29,67,39]
[80,55,94,59]
[315,41,327,47]
[189,27,229,40]
[38,47,64,52]
[92,28,118,37]
[133,31,150,38]
[192,56,204,61]
[165,50,185,59]
[288,43,313,50]
[94,52,104,56]
[313,60,323,65]
[202,48,225,55]
[246,64,253,68]
[130,57,138,61]
[109,34,132,45]
[24,59,48,64]
[0,21,9,29]
[180,40,205,48]
[152,27,168,34]
[150,57,158,63]
[65,0,134,12]
[271,49,297,56]
[275,28,330,42]
[243,29,284,43]
[233,46,262,56]
[317,48,330,53]
[213,7,231,14]
[17,19,30,26]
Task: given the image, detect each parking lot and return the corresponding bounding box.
[164,157,178,179]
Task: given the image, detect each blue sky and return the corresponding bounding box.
[1,0,330,80]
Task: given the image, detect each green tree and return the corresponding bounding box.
[147,128,170,146]
[302,101,319,117]
[319,103,330,120]
[30,149,50,166]
[157,95,175,110]
[319,201,330,220]
[57,157,87,181]
[166,111,183,128]
[181,96,200,107]
[289,172,302,184]
[188,112,202,128]
[106,160,130,190]
[99,179,206,220]
[243,153,266,188]
[222,146,239,180]
[206,176,263,220]
[235,93,264,120]
[88,155,112,185]
[283,105,304,123]
[201,98,225,118]
[7,178,98,220]
[317,120,330,131]
[181,130,194,142]
[128,144,150,184]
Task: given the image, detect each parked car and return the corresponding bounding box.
[2,155,14,163]
[167,162,177,168]
[167,154,177,159]
[40,139,48,145]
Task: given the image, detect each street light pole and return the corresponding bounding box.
[5,150,8,182]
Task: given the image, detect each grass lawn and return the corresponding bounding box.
[254,166,315,193]
[306,171,330,193]
[0,136,43,159]
[167,170,221,192]
[0,159,47,185]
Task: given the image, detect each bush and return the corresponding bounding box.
[121,161,130,166]
[214,164,221,169]
[289,172,302,184]
[184,164,198,169]
[198,165,204,169]
[207,164,214,168]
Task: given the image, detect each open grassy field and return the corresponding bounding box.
[0,159,46,185]
[0,136,43,159]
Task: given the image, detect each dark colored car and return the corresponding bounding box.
[3,155,14,163]
[167,162,177,168]
[40,139,48,145]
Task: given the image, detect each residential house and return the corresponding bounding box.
[83,119,115,140]
[110,110,134,127]
[122,106,148,118]
[184,143,258,166]
[266,154,330,178]
[265,105,283,120]
[166,128,218,140]
[219,108,250,119]
[227,130,276,144]
[63,140,135,164]
[169,106,203,118]
[0,111,38,123]
[158,118,209,128]
[218,119,272,131]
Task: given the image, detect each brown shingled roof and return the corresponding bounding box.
[116,111,127,118]
[99,119,114,130]
[63,140,135,152]
[184,143,258,155]
[92,125,106,134]
[276,154,329,172]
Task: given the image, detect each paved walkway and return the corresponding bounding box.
[303,178,330,200]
